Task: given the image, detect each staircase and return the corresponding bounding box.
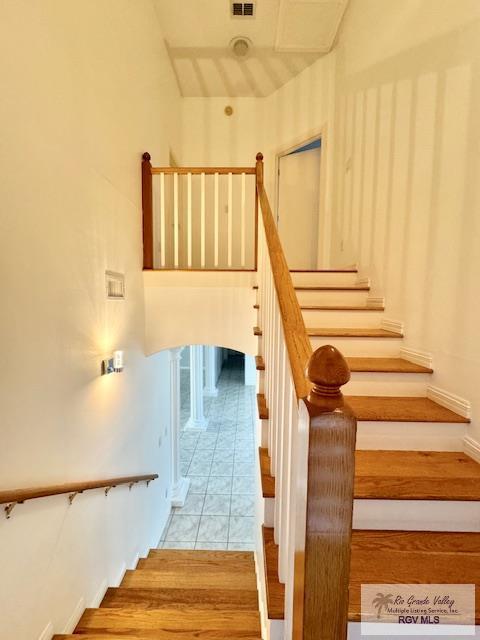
[54,550,261,639]
[256,267,480,633]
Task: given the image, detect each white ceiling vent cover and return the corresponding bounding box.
[231,2,255,18]
[105,271,125,299]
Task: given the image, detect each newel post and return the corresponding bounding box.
[142,152,153,269]
[296,345,357,640]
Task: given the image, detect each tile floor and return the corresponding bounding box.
[159,352,257,551]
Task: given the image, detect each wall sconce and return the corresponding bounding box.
[101,350,124,375]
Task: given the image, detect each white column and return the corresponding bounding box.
[169,347,190,507]
[185,345,208,430]
[204,346,219,397]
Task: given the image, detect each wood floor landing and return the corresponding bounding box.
[346,396,470,423]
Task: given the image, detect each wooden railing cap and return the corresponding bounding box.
[306,345,350,403]
[142,152,151,162]
[256,152,264,162]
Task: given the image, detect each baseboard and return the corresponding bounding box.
[400,347,433,369]
[38,622,53,640]
[367,296,385,308]
[113,561,127,587]
[356,276,370,287]
[464,436,480,463]
[91,579,109,608]
[381,318,404,335]
[427,385,471,419]
[63,596,85,634]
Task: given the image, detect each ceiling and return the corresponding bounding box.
[153,0,349,97]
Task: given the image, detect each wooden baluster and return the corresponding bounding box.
[293,345,356,640]
[142,152,153,269]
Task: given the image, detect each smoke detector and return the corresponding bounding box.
[230,36,252,58]
[231,2,255,18]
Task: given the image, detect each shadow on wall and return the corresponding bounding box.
[332,19,480,367]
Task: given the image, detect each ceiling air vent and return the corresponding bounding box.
[231,2,255,18]
[105,271,125,299]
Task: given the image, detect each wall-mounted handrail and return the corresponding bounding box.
[0,474,158,518]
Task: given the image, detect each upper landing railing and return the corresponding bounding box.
[142,153,257,270]
[141,152,357,640]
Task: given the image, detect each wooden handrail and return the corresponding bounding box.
[0,474,158,515]
[150,166,256,175]
[255,152,313,400]
[142,152,154,269]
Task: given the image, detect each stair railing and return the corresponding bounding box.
[0,474,158,519]
[255,152,357,640]
[142,153,257,270]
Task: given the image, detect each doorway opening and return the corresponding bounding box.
[160,347,256,551]
[276,136,322,270]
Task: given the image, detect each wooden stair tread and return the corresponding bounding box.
[295,285,369,291]
[260,450,479,501]
[346,396,470,423]
[307,327,402,338]
[137,557,254,572]
[300,305,383,311]
[263,529,480,622]
[75,608,261,636]
[262,527,285,620]
[259,448,275,498]
[253,326,262,336]
[101,587,259,610]
[355,451,480,500]
[255,355,265,371]
[121,569,257,590]
[147,549,254,563]
[257,393,268,420]
[289,269,358,273]
[56,636,261,640]
[349,530,480,624]
[346,357,432,373]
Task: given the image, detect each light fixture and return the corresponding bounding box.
[101,350,124,375]
[230,36,252,58]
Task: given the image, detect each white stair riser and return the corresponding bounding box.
[295,290,369,306]
[356,421,466,451]
[309,336,403,356]
[291,272,359,287]
[354,499,480,532]
[345,372,430,396]
[301,309,384,328]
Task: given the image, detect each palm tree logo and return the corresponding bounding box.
[372,593,394,619]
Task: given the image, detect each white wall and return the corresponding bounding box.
[330,0,480,446]
[0,2,181,638]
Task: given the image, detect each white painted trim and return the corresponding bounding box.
[130,552,140,571]
[400,347,433,369]
[380,318,404,335]
[38,622,53,640]
[113,561,127,587]
[355,276,370,287]
[464,436,480,463]
[367,296,385,308]
[171,476,190,507]
[427,385,471,419]
[63,596,85,634]
[91,579,109,608]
